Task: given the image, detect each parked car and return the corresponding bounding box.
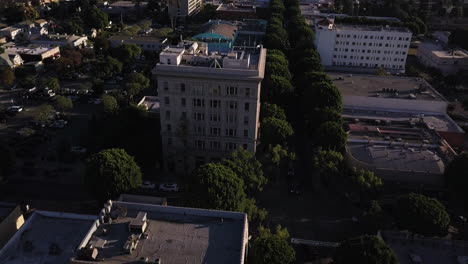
[159,183,179,192]
[7,106,23,113]
[289,184,302,195]
[70,146,87,154]
[49,119,67,129]
[141,181,156,189]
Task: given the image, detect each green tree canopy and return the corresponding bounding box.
[111,44,142,63]
[313,150,344,185]
[315,121,347,151]
[261,117,294,146]
[445,152,468,205]
[85,148,142,202]
[82,6,109,29]
[191,163,247,211]
[54,95,73,112]
[102,94,119,114]
[0,68,15,87]
[249,226,295,264]
[125,72,150,99]
[35,104,55,123]
[95,56,123,79]
[223,148,267,195]
[353,168,383,194]
[335,235,398,264]
[303,81,342,112]
[261,103,287,121]
[397,193,450,236]
[261,75,294,103]
[45,77,60,92]
[265,62,292,81]
[266,51,289,67]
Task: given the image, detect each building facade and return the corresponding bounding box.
[314,18,412,73]
[417,41,468,76]
[168,0,202,17]
[153,41,265,173]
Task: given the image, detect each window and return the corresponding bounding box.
[210,141,221,150]
[226,86,238,95]
[210,100,221,108]
[227,101,237,109]
[164,97,170,105]
[163,81,168,91]
[165,111,170,120]
[167,138,172,145]
[212,86,221,95]
[245,88,251,97]
[210,127,221,136]
[244,103,249,112]
[225,142,236,150]
[167,124,172,131]
[244,129,248,137]
[194,126,205,135]
[210,114,221,122]
[193,98,204,107]
[195,140,205,149]
[193,112,205,121]
[226,114,237,123]
[180,83,185,92]
[226,128,237,136]
[167,59,171,65]
[244,116,249,125]
[181,98,186,106]
[181,112,187,119]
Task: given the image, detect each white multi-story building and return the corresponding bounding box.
[417,40,468,76]
[168,0,202,17]
[314,18,412,73]
[153,41,266,173]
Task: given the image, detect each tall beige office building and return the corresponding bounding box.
[168,0,202,17]
[153,41,266,173]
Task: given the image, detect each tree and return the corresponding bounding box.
[445,152,468,205]
[82,6,109,30]
[261,75,294,104]
[261,117,294,146]
[125,72,150,99]
[102,94,119,114]
[397,193,450,236]
[303,81,342,112]
[23,6,39,21]
[35,104,55,123]
[266,51,289,67]
[85,148,142,202]
[223,148,267,194]
[249,226,295,264]
[111,44,142,63]
[313,150,344,185]
[45,77,60,92]
[95,56,123,79]
[265,62,292,81]
[190,163,246,211]
[93,37,111,54]
[0,68,15,87]
[334,235,398,264]
[315,121,347,151]
[353,168,383,197]
[54,95,73,112]
[261,103,287,121]
[362,200,386,233]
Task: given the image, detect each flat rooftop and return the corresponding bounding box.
[384,231,468,264]
[74,201,247,264]
[348,143,445,174]
[5,46,57,55]
[0,211,96,264]
[109,35,162,43]
[328,73,445,101]
[420,41,468,59]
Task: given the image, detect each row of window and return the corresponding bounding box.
[188,127,249,137]
[164,110,250,124]
[333,55,406,62]
[332,61,404,68]
[334,48,407,55]
[164,97,250,112]
[335,41,408,49]
[336,34,410,42]
[162,82,252,97]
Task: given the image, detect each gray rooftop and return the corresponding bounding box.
[348,143,445,174]
[74,201,248,264]
[335,24,411,33]
[328,73,445,101]
[109,35,162,43]
[384,231,468,264]
[0,211,97,264]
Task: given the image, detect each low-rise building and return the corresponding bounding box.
[0,210,97,264]
[417,40,468,76]
[5,45,60,62]
[101,1,148,21]
[29,34,88,48]
[215,3,259,19]
[315,18,412,73]
[108,35,165,52]
[0,27,22,41]
[0,52,24,68]
[329,73,463,188]
[70,200,249,264]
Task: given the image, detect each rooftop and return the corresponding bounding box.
[5,45,59,55]
[0,211,97,264]
[73,201,248,264]
[384,231,468,264]
[109,1,148,8]
[31,34,86,42]
[328,73,445,102]
[420,41,468,59]
[335,23,411,33]
[198,20,237,40]
[216,3,257,12]
[109,35,162,43]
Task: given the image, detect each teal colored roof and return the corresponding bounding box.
[193,32,232,41]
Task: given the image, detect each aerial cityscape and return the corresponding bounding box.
[0,0,467,263]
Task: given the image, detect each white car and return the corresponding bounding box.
[141,181,156,189]
[70,146,87,154]
[159,183,179,192]
[7,106,23,113]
